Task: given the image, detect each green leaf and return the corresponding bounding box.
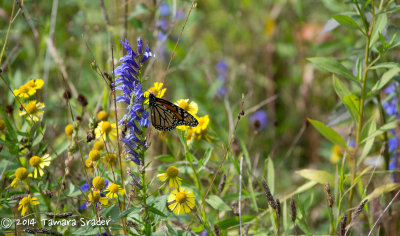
[240,139,251,169]
[343,94,360,124]
[359,118,377,164]
[198,147,213,172]
[360,120,398,144]
[308,119,347,148]
[371,67,400,93]
[370,62,400,70]
[206,195,231,211]
[308,57,357,83]
[147,205,167,217]
[333,14,360,30]
[295,169,335,185]
[185,152,194,162]
[333,75,351,101]
[364,183,400,200]
[370,13,388,47]
[155,155,176,162]
[267,157,275,195]
[247,173,258,212]
[116,207,138,219]
[216,215,254,229]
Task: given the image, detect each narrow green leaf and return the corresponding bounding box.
[295,169,335,185]
[247,173,258,212]
[359,118,377,163]
[370,62,400,70]
[216,215,254,229]
[308,57,357,83]
[206,195,232,211]
[333,75,351,101]
[198,147,213,171]
[360,120,398,144]
[240,139,251,169]
[371,67,400,93]
[370,13,388,47]
[364,183,400,200]
[308,119,347,148]
[116,207,138,219]
[333,15,360,30]
[185,152,194,162]
[267,157,275,195]
[343,94,360,124]
[155,155,176,162]
[147,205,167,217]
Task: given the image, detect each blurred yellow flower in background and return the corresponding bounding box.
[19,100,45,122]
[25,79,44,90]
[14,85,36,98]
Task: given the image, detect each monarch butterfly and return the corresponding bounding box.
[149,93,198,131]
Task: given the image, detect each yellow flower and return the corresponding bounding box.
[89,149,101,162]
[65,124,73,136]
[105,183,126,199]
[29,154,51,178]
[0,120,5,132]
[157,166,182,189]
[143,82,166,103]
[10,167,32,188]
[92,176,106,190]
[13,85,36,98]
[103,153,117,167]
[93,141,105,151]
[97,110,108,121]
[87,190,108,207]
[264,17,276,38]
[25,79,44,90]
[186,115,211,142]
[167,188,195,214]
[18,194,40,216]
[175,99,199,131]
[330,145,355,164]
[19,100,45,122]
[85,157,94,171]
[95,121,117,140]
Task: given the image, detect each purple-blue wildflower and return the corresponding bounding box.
[383,98,398,116]
[215,60,228,98]
[114,38,155,164]
[250,110,268,130]
[159,2,170,16]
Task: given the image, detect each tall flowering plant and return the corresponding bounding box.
[114,37,155,234]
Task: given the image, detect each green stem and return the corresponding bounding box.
[348,0,376,222]
[0,1,16,65]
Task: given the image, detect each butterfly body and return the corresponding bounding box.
[149,93,198,131]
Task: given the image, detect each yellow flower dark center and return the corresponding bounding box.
[16,167,29,180]
[94,141,104,150]
[180,101,189,110]
[175,192,187,204]
[26,81,35,87]
[109,184,119,193]
[89,149,101,161]
[20,85,29,93]
[85,158,93,168]
[92,176,105,190]
[101,121,112,133]
[97,110,108,121]
[104,153,117,165]
[166,166,179,178]
[89,191,101,203]
[20,197,30,205]
[26,102,37,114]
[29,156,41,167]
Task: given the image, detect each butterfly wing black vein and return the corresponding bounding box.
[149,93,199,131]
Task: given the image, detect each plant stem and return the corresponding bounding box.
[348,0,376,222]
